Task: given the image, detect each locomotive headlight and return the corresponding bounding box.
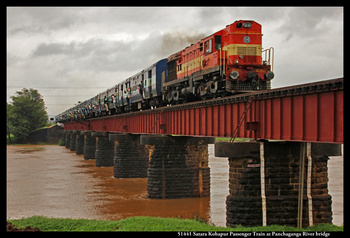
[235,59,239,64]
[265,71,274,80]
[230,70,239,80]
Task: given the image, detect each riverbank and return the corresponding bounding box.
[7,216,343,232]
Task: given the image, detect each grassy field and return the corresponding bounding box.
[7,216,343,232]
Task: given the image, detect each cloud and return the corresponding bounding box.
[31,38,136,72]
[277,7,342,41]
[32,42,75,57]
[30,28,207,74]
[7,7,80,33]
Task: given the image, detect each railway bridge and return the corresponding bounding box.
[60,78,343,228]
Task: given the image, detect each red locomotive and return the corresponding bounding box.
[162,20,274,103]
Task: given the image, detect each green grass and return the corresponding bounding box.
[7,216,343,232]
[8,216,120,232]
[215,137,250,142]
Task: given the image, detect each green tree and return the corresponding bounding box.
[7,103,13,144]
[7,88,48,143]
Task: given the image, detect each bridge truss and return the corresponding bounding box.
[63,78,343,144]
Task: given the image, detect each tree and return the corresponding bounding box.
[7,88,48,143]
[7,103,13,144]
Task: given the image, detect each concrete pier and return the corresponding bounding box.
[141,135,215,199]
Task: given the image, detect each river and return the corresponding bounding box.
[6,144,343,227]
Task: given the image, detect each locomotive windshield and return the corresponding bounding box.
[243,22,252,28]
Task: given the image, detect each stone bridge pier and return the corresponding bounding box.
[69,131,77,151]
[75,132,84,155]
[82,131,96,160]
[141,135,215,199]
[61,129,341,228]
[62,131,217,200]
[215,141,341,228]
[64,130,71,149]
[109,134,149,178]
[92,131,114,167]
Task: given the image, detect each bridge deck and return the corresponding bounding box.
[63,78,343,143]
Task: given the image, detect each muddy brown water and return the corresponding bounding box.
[7,144,343,227]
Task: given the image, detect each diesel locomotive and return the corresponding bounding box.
[56,20,274,122]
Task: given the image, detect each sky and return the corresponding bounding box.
[7,7,343,118]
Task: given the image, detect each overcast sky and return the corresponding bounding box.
[7,7,343,117]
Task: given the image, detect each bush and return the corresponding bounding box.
[58,139,65,146]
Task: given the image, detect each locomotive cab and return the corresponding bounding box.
[163,20,274,104]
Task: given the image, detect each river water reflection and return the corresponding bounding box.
[7,144,342,227]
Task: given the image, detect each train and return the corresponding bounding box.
[56,20,274,122]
